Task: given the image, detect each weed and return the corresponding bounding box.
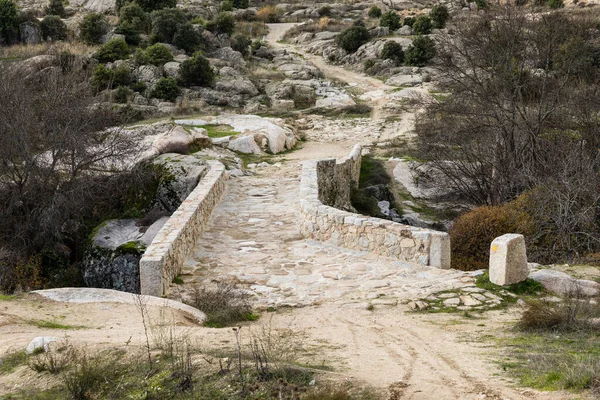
[186,281,256,327]
[28,341,74,374]
[29,320,85,330]
[172,275,184,284]
[476,271,544,297]
[0,350,28,374]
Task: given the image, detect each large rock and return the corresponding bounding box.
[489,234,529,286]
[83,219,147,293]
[26,337,61,355]
[163,61,180,77]
[214,78,259,96]
[141,125,210,160]
[152,153,209,212]
[228,135,262,154]
[212,47,246,69]
[529,270,600,297]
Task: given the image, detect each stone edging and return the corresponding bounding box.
[299,145,451,269]
[140,160,228,296]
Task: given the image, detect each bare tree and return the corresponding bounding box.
[0,62,145,290]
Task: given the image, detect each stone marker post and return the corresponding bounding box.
[489,233,529,286]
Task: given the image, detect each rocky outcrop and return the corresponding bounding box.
[140,125,211,161]
[83,219,152,293]
[152,153,209,212]
[529,269,600,297]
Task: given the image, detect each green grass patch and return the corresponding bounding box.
[171,276,184,285]
[308,104,372,119]
[0,294,15,301]
[499,331,600,392]
[29,320,85,330]
[476,271,544,297]
[0,350,28,374]
[199,124,238,138]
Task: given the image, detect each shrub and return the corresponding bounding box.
[256,5,278,23]
[363,58,375,70]
[404,35,436,66]
[94,37,130,62]
[135,0,175,12]
[151,77,180,101]
[114,21,140,45]
[0,0,20,45]
[150,7,187,43]
[231,0,248,9]
[381,40,404,64]
[450,201,532,271]
[142,42,172,65]
[412,15,432,35]
[118,2,150,33]
[518,293,600,332]
[220,0,232,11]
[475,0,488,9]
[172,22,201,54]
[91,64,132,92]
[430,4,449,29]
[79,12,108,44]
[318,5,331,16]
[547,0,564,8]
[380,10,400,31]
[403,16,415,27]
[44,0,65,17]
[230,33,250,57]
[336,25,369,53]
[209,11,235,35]
[186,281,255,327]
[178,52,214,87]
[40,14,67,41]
[368,5,382,18]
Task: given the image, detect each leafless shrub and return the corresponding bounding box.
[186,281,255,327]
[518,288,600,331]
[27,340,75,374]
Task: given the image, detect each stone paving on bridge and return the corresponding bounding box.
[170,162,476,308]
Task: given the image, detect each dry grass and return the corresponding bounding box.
[283,19,351,39]
[186,281,257,327]
[0,42,98,61]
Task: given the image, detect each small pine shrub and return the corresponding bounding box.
[94,37,130,63]
[150,7,187,43]
[91,64,132,92]
[318,5,331,16]
[231,0,248,9]
[367,5,382,18]
[220,0,233,11]
[79,12,108,44]
[380,11,401,31]
[135,0,176,12]
[114,85,132,103]
[209,12,235,35]
[381,40,404,64]
[475,0,489,9]
[403,16,415,27]
[173,23,201,54]
[363,58,376,70]
[44,0,65,17]
[143,43,173,65]
[0,0,19,45]
[336,25,369,53]
[178,52,214,87]
[151,77,180,101]
[114,21,141,45]
[230,33,251,57]
[118,3,151,33]
[430,4,449,29]
[40,15,67,41]
[547,0,564,8]
[404,35,436,66]
[412,15,432,35]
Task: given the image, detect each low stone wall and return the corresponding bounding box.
[299,146,451,269]
[140,160,228,296]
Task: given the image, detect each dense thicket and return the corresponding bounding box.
[415,7,600,263]
[0,66,146,291]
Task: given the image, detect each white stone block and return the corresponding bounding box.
[489,234,529,286]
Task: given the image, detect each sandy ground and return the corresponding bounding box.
[0,295,580,399]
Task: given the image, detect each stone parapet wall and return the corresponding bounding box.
[299,146,451,269]
[140,161,228,296]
